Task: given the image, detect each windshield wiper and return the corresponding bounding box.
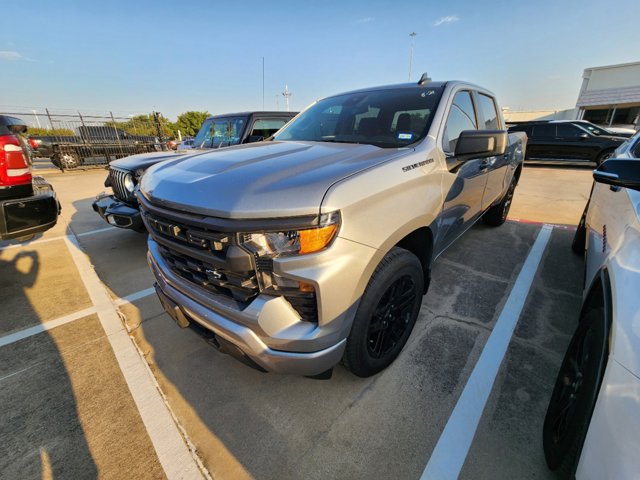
[319,139,361,144]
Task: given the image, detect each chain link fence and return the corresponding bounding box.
[1,109,172,171]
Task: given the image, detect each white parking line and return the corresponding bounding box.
[114,287,156,306]
[0,307,96,348]
[421,224,553,480]
[0,225,117,251]
[63,234,204,479]
[0,288,157,348]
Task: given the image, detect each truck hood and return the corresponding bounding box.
[140,141,412,219]
[110,149,207,171]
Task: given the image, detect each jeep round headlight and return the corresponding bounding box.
[241,211,340,257]
[124,173,136,192]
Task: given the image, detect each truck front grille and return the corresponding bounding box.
[158,244,259,304]
[109,167,134,203]
[140,198,318,321]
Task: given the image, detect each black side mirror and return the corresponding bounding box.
[454,130,507,161]
[593,158,640,192]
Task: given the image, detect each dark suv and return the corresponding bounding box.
[508,120,626,165]
[0,115,60,241]
[93,111,296,231]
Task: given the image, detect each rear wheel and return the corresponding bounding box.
[596,149,614,167]
[52,152,80,170]
[343,247,424,377]
[482,176,517,227]
[543,307,608,477]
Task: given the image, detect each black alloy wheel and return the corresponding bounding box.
[343,247,424,377]
[367,275,417,359]
[483,176,517,227]
[543,307,608,477]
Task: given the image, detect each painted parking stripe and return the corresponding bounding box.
[62,234,204,479]
[421,224,553,480]
[0,288,157,348]
[114,287,156,306]
[0,225,117,251]
[0,307,96,348]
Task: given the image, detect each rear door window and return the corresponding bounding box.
[556,124,583,138]
[441,91,477,154]
[476,93,500,130]
[249,119,288,138]
[531,124,555,138]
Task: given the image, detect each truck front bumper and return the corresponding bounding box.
[147,238,347,376]
[92,193,145,232]
[0,184,59,241]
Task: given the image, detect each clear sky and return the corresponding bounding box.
[1,0,638,120]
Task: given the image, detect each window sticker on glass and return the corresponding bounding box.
[398,133,413,140]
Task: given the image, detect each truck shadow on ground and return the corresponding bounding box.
[0,247,98,479]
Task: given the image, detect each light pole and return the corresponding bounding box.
[282,85,292,112]
[408,32,417,81]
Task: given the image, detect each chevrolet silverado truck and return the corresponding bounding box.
[0,115,60,241]
[140,76,527,378]
[92,111,296,231]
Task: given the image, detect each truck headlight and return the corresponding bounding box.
[124,173,136,192]
[241,211,340,257]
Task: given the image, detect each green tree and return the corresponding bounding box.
[27,127,75,136]
[105,113,175,139]
[173,111,210,137]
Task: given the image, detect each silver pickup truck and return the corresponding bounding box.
[140,76,527,378]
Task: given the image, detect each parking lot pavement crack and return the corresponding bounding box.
[121,310,167,333]
[438,258,511,283]
[433,314,493,333]
[510,336,565,361]
[0,335,105,384]
[295,375,380,464]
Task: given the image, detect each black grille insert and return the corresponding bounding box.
[109,167,134,203]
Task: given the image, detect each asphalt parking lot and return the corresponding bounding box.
[0,164,593,479]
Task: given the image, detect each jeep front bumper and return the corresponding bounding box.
[92,193,145,232]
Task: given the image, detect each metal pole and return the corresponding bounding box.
[408,32,417,81]
[262,57,265,111]
[32,110,41,128]
[110,111,125,158]
[45,108,54,131]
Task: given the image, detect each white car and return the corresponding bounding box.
[543,156,640,478]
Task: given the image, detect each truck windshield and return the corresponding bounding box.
[273,87,444,148]
[192,116,248,148]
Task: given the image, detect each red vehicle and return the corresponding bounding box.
[0,115,60,240]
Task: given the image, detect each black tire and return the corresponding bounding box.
[482,176,517,227]
[52,152,80,170]
[596,149,614,167]
[343,247,424,377]
[543,307,608,478]
[571,206,588,255]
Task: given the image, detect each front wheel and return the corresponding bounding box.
[543,307,608,477]
[343,247,424,377]
[482,176,517,227]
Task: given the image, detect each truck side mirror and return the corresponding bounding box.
[454,130,507,161]
[593,158,640,192]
